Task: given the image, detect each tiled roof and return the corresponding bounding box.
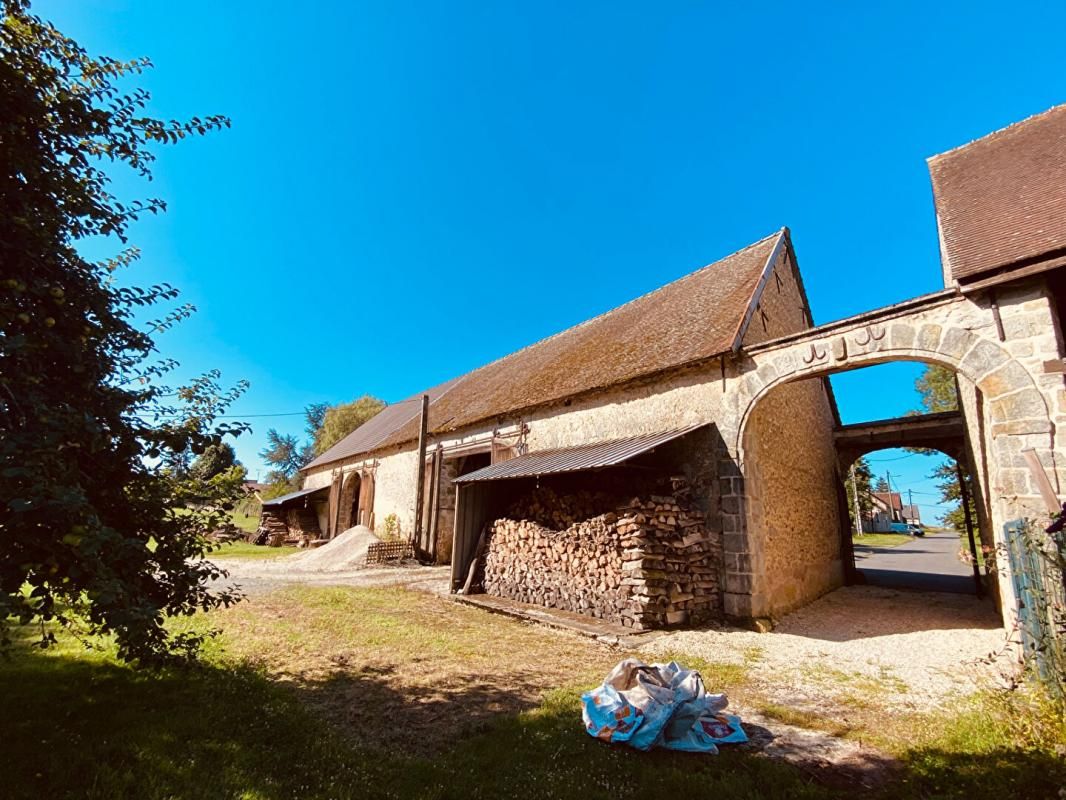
[304,231,784,470]
[872,491,902,511]
[929,103,1066,284]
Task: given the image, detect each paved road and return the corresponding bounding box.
[853,531,980,594]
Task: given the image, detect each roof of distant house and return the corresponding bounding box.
[304,229,790,471]
[872,491,903,511]
[929,103,1066,286]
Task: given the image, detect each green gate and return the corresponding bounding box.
[1005,519,1066,697]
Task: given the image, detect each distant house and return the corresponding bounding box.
[865,492,921,531]
[242,480,268,495]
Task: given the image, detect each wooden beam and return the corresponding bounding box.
[412,394,430,552]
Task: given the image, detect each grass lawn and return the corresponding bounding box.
[229,509,260,533]
[209,540,299,560]
[1,585,1062,800]
[851,532,913,547]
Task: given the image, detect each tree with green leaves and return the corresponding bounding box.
[915,364,960,413]
[260,397,385,497]
[189,442,242,482]
[1,1,247,664]
[313,395,385,455]
[911,364,976,531]
[259,426,312,497]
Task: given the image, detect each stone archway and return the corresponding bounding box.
[715,300,1057,623]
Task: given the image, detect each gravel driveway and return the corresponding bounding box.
[643,585,1011,711]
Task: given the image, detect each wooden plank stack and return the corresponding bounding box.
[482,487,721,629]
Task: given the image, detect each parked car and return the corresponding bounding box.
[907,524,926,537]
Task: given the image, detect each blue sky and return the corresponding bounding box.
[39,1,1066,520]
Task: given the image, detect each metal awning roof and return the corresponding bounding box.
[453,423,709,484]
[261,485,328,507]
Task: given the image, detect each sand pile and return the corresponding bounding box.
[260,526,381,573]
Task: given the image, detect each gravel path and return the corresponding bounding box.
[643,585,1012,711]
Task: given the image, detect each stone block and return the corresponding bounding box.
[978,360,1034,399]
[990,389,1048,423]
[915,323,942,353]
[939,327,977,361]
[961,339,1010,380]
[991,419,1053,437]
[722,592,751,619]
[725,571,753,594]
[890,324,915,350]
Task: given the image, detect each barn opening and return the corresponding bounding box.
[421,448,493,565]
[843,443,985,596]
[739,359,996,621]
[448,424,726,630]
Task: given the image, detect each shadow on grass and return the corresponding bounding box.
[0,647,1062,800]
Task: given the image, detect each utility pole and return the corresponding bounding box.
[850,463,863,536]
[885,471,896,520]
[907,488,913,522]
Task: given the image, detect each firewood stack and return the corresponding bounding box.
[482,484,721,629]
[251,510,288,546]
[505,487,617,530]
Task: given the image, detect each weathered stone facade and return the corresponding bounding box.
[742,376,842,617]
[302,245,1063,631]
[716,282,1064,621]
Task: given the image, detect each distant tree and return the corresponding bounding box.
[873,476,890,493]
[259,429,311,481]
[911,365,974,531]
[259,398,385,496]
[915,365,960,413]
[844,456,874,532]
[313,395,386,455]
[0,0,245,664]
[304,402,329,440]
[189,442,241,482]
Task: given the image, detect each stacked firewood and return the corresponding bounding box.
[251,510,289,546]
[614,496,721,628]
[482,487,721,629]
[504,487,617,530]
[284,508,319,542]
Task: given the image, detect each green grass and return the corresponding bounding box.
[209,540,299,560]
[851,532,913,548]
[1,586,1062,800]
[229,509,260,533]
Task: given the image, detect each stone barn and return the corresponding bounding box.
[303,228,843,628]
[302,103,1066,631]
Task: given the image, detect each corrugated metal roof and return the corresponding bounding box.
[929,103,1066,283]
[262,485,328,507]
[302,376,464,471]
[453,423,709,484]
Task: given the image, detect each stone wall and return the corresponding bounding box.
[742,376,842,618]
[482,488,722,629]
[742,245,812,347]
[721,280,1066,623]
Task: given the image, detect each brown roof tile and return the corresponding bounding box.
[929,103,1066,283]
[305,230,784,470]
